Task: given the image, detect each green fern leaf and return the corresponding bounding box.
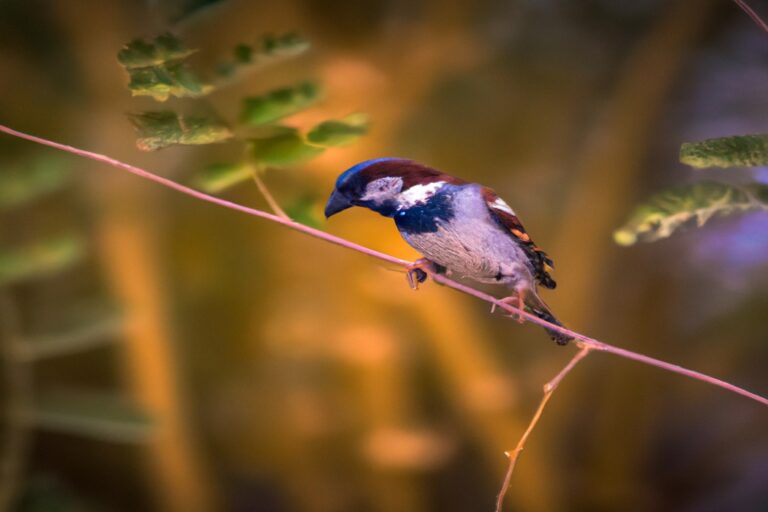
[31,391,152,443]
[20,314,122,362]
[240,82,320,125]
[194,162,252,193]
[124,61,211,101]
[0,234,85,285]
[0,156,69,209]
[249,130,324,168]
[306,114,369,147]
[117,33,197,68]
[285,195,323,228]
[217,33,310,78]
[129,111,232,151]
[680,134,768,168]
[614,182,768,245]
[262,33,310,56]
[118,33,211,101]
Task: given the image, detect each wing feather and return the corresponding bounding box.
[481,187,557,289]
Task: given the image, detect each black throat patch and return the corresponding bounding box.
[394,190,455,234]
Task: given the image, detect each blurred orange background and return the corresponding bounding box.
[1,1,767,511]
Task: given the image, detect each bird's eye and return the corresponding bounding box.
[378,185,386,192]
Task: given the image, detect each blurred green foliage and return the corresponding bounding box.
[119,32,367,218]
[284,194,324,228]
[614,182,768,245]
[118,33,197,68]
[249,130,325,168]
[0,152,145,512]
[617,133,768,245]
[31,391,153,444]
[193,162,251,193]
[216,33,310,78]
[21,313,123,362]
[240,81,321,125]
[680,134,768,168]
[119,33,210,101]
[129,111,232,150]
[307,114,370,147]
[0,234,85,285]
[0,156,69,210]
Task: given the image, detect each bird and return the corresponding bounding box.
[324,157,572,345]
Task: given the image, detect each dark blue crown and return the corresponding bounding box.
[335,157,404,188]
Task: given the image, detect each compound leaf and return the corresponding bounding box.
[117,33,196,68]
[262,33,310,56]
[0,156,69,209]
[154,0,226,24]
[614,182,768,246]
[240,81,321,125]
[285,195,323,228]
[118,33,211,101]
[129,111,232,151]
[124,61,211,101]
[217,33,310,78]
[194,162,252,193]
[30,391,152,444]
[307,114,369,147]
[249,130,324,168]
[0,234,85,285]
[21,314,123,362]
[680,134,768,168]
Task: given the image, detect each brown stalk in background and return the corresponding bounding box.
[0,293,32,512]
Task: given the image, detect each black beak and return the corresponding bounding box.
[324,190,353,218]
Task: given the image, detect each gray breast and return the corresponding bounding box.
[399,184,534,285]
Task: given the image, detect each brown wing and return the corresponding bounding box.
[481,187,557,289]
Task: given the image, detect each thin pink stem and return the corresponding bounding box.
[430,273,768,406]
[0,125,409,269]
[249,165,291,219]
[1,124,766,408]
[733,0,768,33]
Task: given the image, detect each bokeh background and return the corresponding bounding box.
[1,0,768,511]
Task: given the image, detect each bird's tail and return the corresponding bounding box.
[525,293,573,346]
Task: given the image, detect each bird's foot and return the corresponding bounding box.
[491,294,527,323]
[406,258,437,290]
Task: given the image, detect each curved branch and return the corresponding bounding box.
[0,123,766,408]
[733,0,768,33]
[427,273,768,406]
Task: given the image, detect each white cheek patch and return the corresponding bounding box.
[399,181,446,207]
[361,177,404,202]
[491,197,515,215]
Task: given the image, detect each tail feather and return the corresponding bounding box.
[525,294,572,346]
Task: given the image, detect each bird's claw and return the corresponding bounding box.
[492,294,527,324]
[406,259,434,290]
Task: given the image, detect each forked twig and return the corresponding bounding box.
[494,345,591,512]
[249,164,290,219]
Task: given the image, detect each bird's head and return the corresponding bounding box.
[324,158,460,218]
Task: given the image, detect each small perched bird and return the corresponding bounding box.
[325,158,572,345]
